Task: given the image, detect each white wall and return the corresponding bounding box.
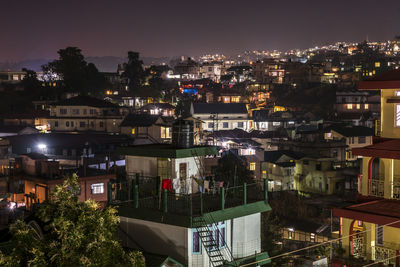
[119,216,188,265]
[188,221,232,267]
[232,213,261,258]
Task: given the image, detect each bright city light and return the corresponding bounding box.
[38,144,47,150]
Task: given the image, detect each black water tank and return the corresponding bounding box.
[172,120,194,148]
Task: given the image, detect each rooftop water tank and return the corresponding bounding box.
[172,119,194,148]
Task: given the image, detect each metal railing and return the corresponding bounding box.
[369,179,384,197]
[109,179,268,217]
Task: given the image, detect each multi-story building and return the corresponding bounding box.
[112,143,271,266]
[324,125,373,161]
[139,103,176,117]
[191,103,253,132]
[119,114,173,144]
[294,157,344,195]
[200,62,223,82]
[262,150,302,191]
[48,95,124,133]
[334,91,380,115]
[0,71,26,85]
[174,58,201,80]
[333,69,400,266]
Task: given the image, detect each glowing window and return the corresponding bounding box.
[375,62,381,68]
[396,105,400,127]
[131,128,135,135]
[356,104,360,109]
[347,104,353,110]
[161,127,171,138]
[249,162,256,171]
[364,104,369,109]
[91,183,104,194]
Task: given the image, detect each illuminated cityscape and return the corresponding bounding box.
[1,1,400,266]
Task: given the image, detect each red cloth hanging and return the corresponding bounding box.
[162,179,172,191]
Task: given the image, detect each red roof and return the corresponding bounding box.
[352,139,400,159]
[333,198,400,228]
[358,69,400,90]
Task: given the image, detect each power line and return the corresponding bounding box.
[239,219,400,267]
[362,254,400,267]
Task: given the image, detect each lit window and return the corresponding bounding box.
[250,162,256,171]
[347,104,353,110]
[396,105,400,127]
[91,183,104,194]
[161,127,171,139]
[131,128,135,135]
[356,104,360,109]
[375,62,381,68]
[396,91,400,96]
[364,104,369,109]
[272,122,281,126]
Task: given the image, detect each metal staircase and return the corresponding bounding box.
[193,215,236,267]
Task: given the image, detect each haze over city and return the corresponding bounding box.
[1,0,400,61]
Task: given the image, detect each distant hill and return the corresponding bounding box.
[0,59,50,72]
[0,56,172,73]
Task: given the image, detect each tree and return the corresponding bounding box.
[261,213,288,266]
[214,151,254,186]
[0,174,144,267]
[122,52,146,94]
[42,47,108,97]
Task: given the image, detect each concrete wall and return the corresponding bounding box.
[125,156,158,177]
[381,89,400,139]
[119,217,189,265]
[232,213,261,258]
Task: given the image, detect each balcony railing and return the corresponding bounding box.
[374,245,396,265]
[392,181,400,200]
[369,179,384,197]
[108,178,268,217]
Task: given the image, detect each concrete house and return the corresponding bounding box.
[191,103,252,132]
[120,114,173,144]
[48,95,123,133]
[112,141,271,266]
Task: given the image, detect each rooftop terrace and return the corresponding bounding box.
[108,176,270,227]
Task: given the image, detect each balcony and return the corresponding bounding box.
[108,176,270,227]
[369,179,384,197]
[374,244,397,266]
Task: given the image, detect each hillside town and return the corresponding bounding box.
[1,38,400,266]
[2,0,400,264]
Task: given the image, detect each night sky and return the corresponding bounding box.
[1,0,400,61]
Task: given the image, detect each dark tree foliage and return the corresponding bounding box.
[122,52,146,95]
[261,213,288,266]
[272,83,336,119]
[214,152,254,186]
[42,47,108,97]
[175,97,194,118]
[0,175,145,267]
